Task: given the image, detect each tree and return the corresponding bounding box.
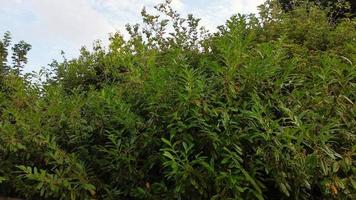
[0,31,12,75]
[278,0,356,21]
[0,32,31,77]
[11,40,31,76]
[0,32,31,96]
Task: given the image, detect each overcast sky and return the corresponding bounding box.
[0,0,264,73]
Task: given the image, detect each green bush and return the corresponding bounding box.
[0,0,355,199]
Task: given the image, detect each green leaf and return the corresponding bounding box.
[0,176,6,183]
[163,151,175,161]
[332,162,340,173]
[279,183,290,197]
[161,138,171,146]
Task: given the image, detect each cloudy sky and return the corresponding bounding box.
[0,0,264,72]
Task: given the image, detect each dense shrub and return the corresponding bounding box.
[0,0,355,199]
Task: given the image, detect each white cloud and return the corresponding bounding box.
[231,0,265,14]
[88,0,184,31]
[89,0,156,30]
[29,0,114,45]
[171,0,184,11]
[173,0,264,31]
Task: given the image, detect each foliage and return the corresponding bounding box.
[277,0,356,21]
[0,0,355,199]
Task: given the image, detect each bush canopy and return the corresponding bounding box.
[0,0,355,199]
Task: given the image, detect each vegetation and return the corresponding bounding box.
[278,0,356,20]
[0,0,355,199]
